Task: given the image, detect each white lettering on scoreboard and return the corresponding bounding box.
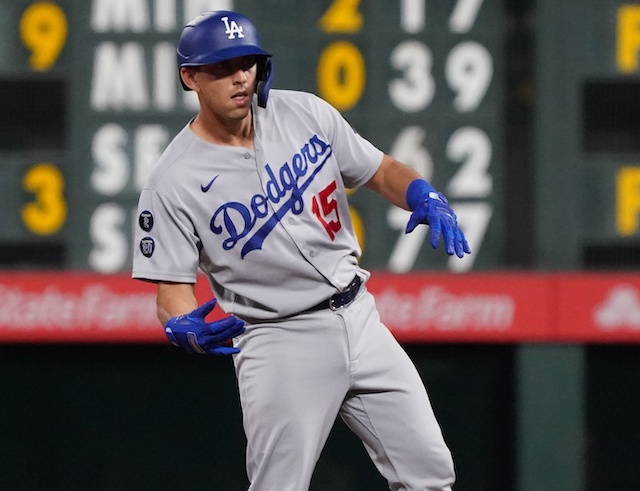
[85,0,233,272]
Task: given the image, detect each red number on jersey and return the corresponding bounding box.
[312,180,342,240]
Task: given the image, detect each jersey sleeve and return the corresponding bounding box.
[314,96,384,188]
[131,187,200,283]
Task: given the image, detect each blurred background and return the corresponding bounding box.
[1,0,639,489]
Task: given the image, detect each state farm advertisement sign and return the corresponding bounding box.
[0,273,163,343]
[556,274,640,342]
[370,273,553,343]
[1,271,640,343]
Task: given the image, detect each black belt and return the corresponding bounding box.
[306,275,362,313]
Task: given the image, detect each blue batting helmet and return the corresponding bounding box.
[177,11,273,107]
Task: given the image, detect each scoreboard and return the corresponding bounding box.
[535,0,640,269]
[0,0,504,273]
[0,0,70,265]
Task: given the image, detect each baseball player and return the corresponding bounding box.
[132,10,470,491]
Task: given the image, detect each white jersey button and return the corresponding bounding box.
[243,152,251,159]
[309,250,317,258]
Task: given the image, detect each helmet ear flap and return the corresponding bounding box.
[257,57,273,108]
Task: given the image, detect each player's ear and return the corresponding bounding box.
[180,67,199,92]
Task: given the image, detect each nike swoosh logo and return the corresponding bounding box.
[201,176,219,193]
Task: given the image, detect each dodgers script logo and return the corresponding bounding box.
[210,135,333,258]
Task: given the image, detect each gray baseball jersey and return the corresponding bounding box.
[132,88,455,490]
[132,89,382,320]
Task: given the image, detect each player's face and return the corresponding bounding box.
[189,56,258,123]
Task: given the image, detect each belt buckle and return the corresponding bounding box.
[329,276,360,311]
[329,296,342,311]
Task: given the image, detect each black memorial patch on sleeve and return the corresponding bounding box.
[139,211,154,232]
[140,237,155,258]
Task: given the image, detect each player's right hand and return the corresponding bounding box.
[164,298,246,355]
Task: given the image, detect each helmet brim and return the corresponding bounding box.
[178,44,271,67]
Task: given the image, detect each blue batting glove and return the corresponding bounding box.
[164,298,246,355]
[405,179,471,258]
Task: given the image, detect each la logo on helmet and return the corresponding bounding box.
[221,16,244,39]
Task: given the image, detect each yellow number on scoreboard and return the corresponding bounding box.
[617,5,640,73]
[616,166,640,236]
[317,41,365,112]
[20,1,68,71]
[349,205,365,253]
[21,163,67,235]
[319,0,363,33]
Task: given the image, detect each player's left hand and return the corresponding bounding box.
[164,298,246,355]
[405,190,471,258]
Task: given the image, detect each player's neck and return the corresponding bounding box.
[190,112,254,149]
